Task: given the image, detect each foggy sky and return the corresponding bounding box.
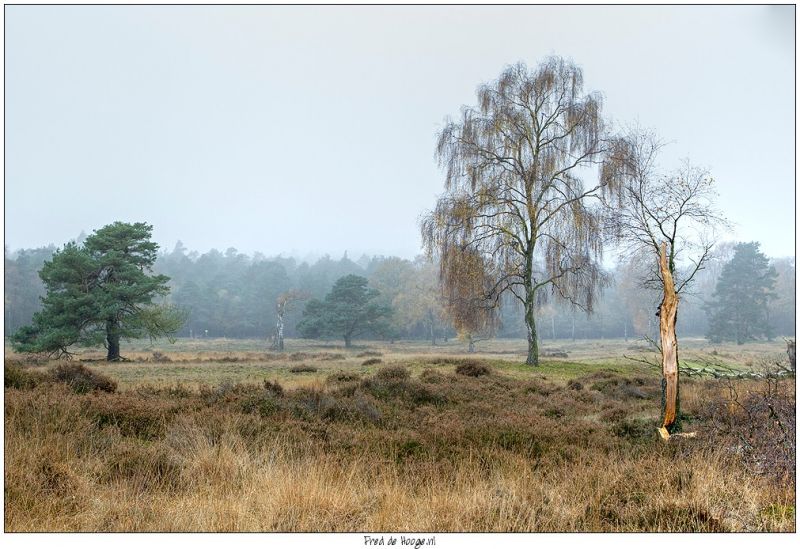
[4,5,796,260]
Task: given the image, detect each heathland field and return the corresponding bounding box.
[4,338,795,532]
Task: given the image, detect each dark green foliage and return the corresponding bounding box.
[4,246,55,337]
[297,275,392,347]
[706,242,778,344]
[52,364,117,394]
[10,222,184,360]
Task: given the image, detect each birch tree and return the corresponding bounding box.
[421,57,620,365]
[270,289,307,351]
[604,129,727,438]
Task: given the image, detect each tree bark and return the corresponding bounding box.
[271,305,285,351]
[525,297,539,366]
[106,320,121,361]
[657,242,680,438]
[468,334,475,353]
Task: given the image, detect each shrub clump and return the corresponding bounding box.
[289,364,318,373]
[419,369,447,384]
[567,380,583,391]
[611,417,655,441]
[362,367,443,406]
[84,393,173,439]
[291,387,381,424]
[319,353,346,361]
[263,380,284,397]
[52,363,117,394]
[326,371,362,384]
[374,365,410,380]
[5,363,48,390]
[362,358,383,366]
[455,360,491,377]
[356,351,383,358]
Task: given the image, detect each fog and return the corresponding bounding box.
[3,4,795,260]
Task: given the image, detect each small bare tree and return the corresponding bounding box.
[605,128,728,437]
[421,57,622,366]
[270,289,307,352]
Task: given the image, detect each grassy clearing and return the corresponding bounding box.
[4,339,795,532]
[6,337,781,390]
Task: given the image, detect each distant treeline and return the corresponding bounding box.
[4,240,795,344]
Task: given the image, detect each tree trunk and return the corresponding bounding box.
[106,320,121,361]
[430,320,436,346]
[468,334,475,353]
[271,308,285,351]
[657,242,680,438]
[525,297,539,366]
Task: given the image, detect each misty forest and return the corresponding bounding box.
[5,37,796,535]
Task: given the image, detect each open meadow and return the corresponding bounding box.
[4,337,795,532]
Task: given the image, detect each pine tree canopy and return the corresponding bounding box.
[11,222,185,360]
[705,242,777,344]
[297,274,391,347]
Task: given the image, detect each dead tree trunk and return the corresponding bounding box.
[271,300,285,351]
[657,242,680,439]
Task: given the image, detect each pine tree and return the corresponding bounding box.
[11,222,185,360]
[297,275,391,347]
[705,242,777,344]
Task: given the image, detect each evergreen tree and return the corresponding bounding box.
[297,274,391,347]
[705,242,777,344]
[11,222,185,360]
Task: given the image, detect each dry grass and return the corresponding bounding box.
[4,346,795,533]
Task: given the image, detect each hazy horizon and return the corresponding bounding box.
[4,5,796,259]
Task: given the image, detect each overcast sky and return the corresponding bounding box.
[4,5,795,260]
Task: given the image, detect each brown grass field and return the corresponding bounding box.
[4,337,795,532]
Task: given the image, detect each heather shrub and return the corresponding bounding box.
[52,363,117,394]
[374,365,410,380]
[419,369,447,384]
[5,363,47,390]
[567,380,583,391]
[455,360,491,377]
[289,364,317,373]
[326,371,362,384]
